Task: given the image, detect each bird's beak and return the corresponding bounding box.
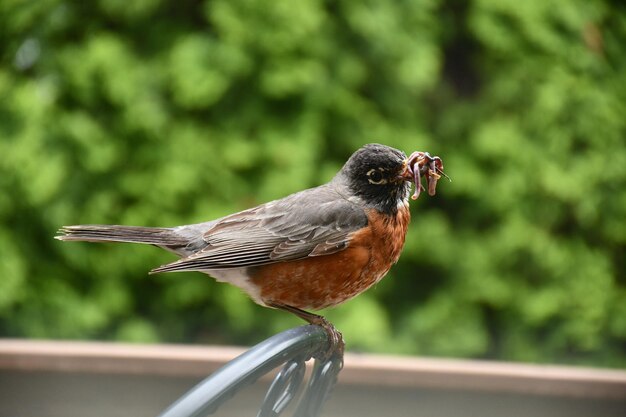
[398,158,425,200]
[398,160,414,181]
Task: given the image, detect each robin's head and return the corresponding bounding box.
[336,144,413,213]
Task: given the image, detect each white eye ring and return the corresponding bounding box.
[367,168,388,184]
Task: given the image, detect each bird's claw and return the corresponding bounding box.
[310,316,345,360]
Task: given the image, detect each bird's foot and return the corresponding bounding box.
[306,314,345,360]
[269,302,344,360]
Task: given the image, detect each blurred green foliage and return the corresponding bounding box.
[0,0,624,367]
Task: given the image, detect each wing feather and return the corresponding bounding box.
[151,185,368,274]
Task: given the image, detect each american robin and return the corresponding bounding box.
[56,144,446,354]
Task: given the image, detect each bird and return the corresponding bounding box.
[56,144,446,355]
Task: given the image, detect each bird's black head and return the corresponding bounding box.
[336,144,412,214]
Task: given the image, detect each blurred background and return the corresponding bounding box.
[0,0,624,368]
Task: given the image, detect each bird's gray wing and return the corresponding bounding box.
[150,186,368,273]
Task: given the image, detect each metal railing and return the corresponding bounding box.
[157,325,344,417]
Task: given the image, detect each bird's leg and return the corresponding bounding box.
[268,302,345,359]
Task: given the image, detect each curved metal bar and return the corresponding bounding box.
[292,353,344,417]
[157,325,343,417]
[256,358,306,417]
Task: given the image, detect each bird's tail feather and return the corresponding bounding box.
[55,225,187,246]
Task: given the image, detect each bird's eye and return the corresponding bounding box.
[367,168,387,184]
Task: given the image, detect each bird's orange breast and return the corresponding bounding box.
[249,204,411,310]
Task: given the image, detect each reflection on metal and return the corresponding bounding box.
[158,325,344,417]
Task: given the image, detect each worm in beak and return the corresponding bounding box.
[401,151,450,200]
